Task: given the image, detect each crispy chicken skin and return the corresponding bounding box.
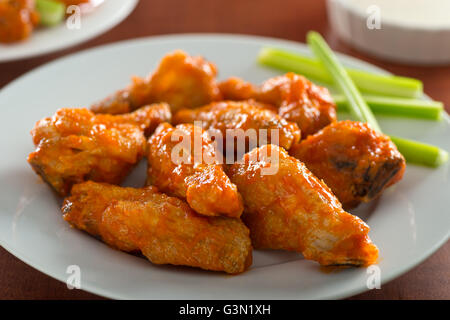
[90,76,153,115]
[173,100,301,152]
[218,76,258,101]
[148,50,222,112]
[228,144,379,267]
[62,181,252,274]
[91,50,222,114]
[28,105,169,196]
[290,121,406,209]
[219,73,337,137]
[98,103,172,136]
[147,123,243,218]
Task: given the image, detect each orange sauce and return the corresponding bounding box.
[0,0,39,43]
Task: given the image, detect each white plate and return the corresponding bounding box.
[0,34,449,300]
[0,0,138,62]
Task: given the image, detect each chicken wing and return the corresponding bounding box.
[91,50,222,114]
[218,76,257,101]
[99,103,171,136]
[62,181,252,274]
[219,72,337,137]
[290,120,406,209]
[173,100,301,156]
[0,0,40,43]
[228,144,379,266]
[28,105,169,196]
[147,123,243,218]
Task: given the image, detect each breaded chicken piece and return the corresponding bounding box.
[228,144,379,267]
[148,50,222,112]
[28,105,169,196]
[173,100,301,155]
[91,50,222,114]
[99,103,171,136]
[219,73,337,137]
[218,76,257,101]
[147,123,243,218]
[290,121,406,209]
[62,181,252,274]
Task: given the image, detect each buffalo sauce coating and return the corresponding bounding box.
[62,181,252,274]
[28,107,166,196]
[149,50,222,112]
[91,50,222,114]
[290,120,406,209]
[219,73,337,137]
[0,0,39,43]
[96,103,172,136]
[173,100,301,151]
[218,77,258,101]
[147,122,243,218]
[228,144,379,267]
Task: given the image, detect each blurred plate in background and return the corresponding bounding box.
[0,0,138,62]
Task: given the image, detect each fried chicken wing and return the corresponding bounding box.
[100,103,171,136]
[290,120,406,209]
[91,50,222,114]
[219,72,337,137]
[62,181,252,274]
[28,105,169,196]
[148,50,222,112]
[173,100,301,154]
[0,0,40,43]
[228,144,379,267]
[147,123,243,218]
[218,77,257,101]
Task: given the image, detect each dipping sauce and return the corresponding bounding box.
[345,0,450,28]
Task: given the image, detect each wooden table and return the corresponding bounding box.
[0,0,448,300]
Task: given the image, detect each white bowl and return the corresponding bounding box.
[326,0,450,65]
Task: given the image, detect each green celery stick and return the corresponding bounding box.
[332,94,443,121]
[307,31,382,132]
[390,136,449,168]
[306,31,448,167]
[36,0,66,27]
[258,47,423,98]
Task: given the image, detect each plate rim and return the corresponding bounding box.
[0,0,138,63]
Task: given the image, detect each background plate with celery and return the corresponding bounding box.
[0,0,138,62]
[0,34,448,299]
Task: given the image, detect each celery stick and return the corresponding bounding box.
[333,94,444,121]
[347,69,422,99]
[390,136,449,168]
[306,31,448,167]
[258,47,423,98]
[307,31,382,132]
[36,0,66,27]
[258,47,329,82]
